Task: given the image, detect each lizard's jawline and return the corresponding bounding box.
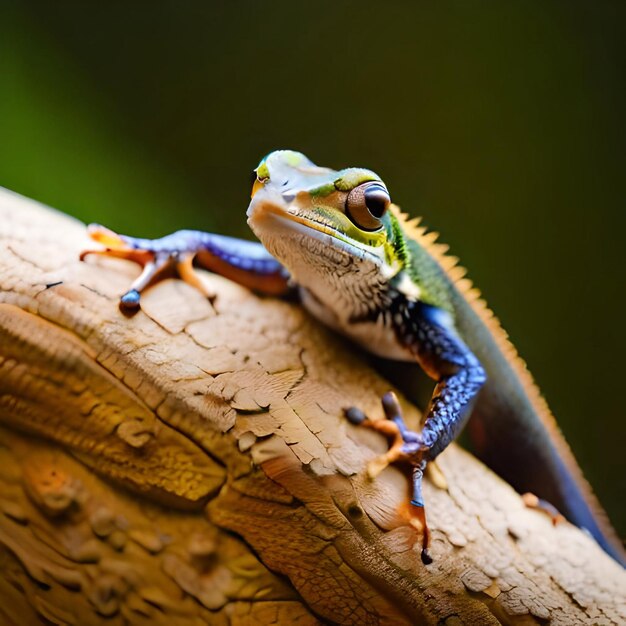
[247,197,384,266]
[248,195,417,360]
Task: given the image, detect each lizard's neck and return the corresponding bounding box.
[298,281,419,363]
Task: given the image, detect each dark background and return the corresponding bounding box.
[1,2,624,536]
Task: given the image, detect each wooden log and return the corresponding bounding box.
[0,188,624,625]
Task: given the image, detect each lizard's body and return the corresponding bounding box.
[82,150,625,566]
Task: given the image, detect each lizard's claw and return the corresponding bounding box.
[85,224,128,249]
[367,456,394,480]
[80,225,154,266]
[80,224,214,312]
[522,493,566,525]
[345,391,433,563]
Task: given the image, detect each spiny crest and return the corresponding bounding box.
[391,205,553,421]
[393,207,469,283]
[392,204,624,558]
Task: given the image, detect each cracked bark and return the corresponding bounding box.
[0,188,624,626]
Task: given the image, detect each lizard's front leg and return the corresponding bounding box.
[81,225,291,310]
[347,302,486,563]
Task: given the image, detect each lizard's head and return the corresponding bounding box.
[247,150,412,318]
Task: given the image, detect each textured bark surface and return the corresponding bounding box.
[0,188,624,626]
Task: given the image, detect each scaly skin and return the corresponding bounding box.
[81,150,625,567]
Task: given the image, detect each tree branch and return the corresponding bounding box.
[0,189,623,625]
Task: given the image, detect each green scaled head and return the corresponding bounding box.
[248,150,409,270]
[247,150,429,323]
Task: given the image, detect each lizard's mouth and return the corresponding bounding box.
[247,187,388,260]
[249,195,344,241]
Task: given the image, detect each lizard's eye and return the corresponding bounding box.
[345,182,390,231]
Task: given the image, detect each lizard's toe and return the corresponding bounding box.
[344,406,367,425]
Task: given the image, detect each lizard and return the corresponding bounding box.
[80,149,625,567]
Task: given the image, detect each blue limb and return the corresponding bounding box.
[400,302,487,463]
[80,225,291,310]
[345,302,487,563]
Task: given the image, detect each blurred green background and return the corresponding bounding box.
[1,2,624,536]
